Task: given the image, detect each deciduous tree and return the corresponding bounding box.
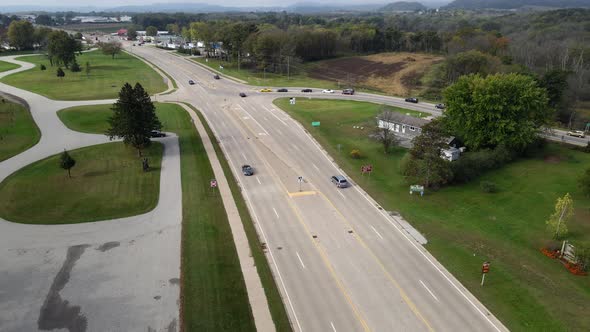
[375,110,400,154]
[98,41,123,59]
[7,20,35,50]
[546,193,573,240]
[47,30,81,68]
[146,26,158,37]
[107,83,162,157]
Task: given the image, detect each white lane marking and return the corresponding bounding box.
[256,177,262,185]
[419,280,440,302]
[292,144,300,151]
[237,104,270,135]
[262,105,288,126]
[273,207,280,219]
[371,226,384,240]
[312,163,320,172]
[232,136,238,145]
[296,252,306,269]
[331,321,337,332]
[296,111,504,332]
[338,191,346,199]
[241,152,247,160]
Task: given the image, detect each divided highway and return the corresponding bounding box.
[128,45,508,332]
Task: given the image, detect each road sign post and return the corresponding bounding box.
[298,176,303,191]
[311,121,320,127]
[481,261,490,286]
[361,165,373,177]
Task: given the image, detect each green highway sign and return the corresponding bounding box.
[312,121,320,127]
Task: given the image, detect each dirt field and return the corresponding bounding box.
[309,52,443,96]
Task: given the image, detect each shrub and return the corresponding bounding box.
[350,149,362,159]
[480,181,498,193]
[451,144,516,183]
[40,64,46,70]
[70,60,81,72]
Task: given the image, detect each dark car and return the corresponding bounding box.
[150,130,166,138]
[342,88,355,95]
[435,103,445,109]
[405,97,419,103]
[239,92,247,97]
[331,175,349,188]
[301,88,313,93]
[188,80,195,85]
[213,74,220,80]
[277,88,288,92]
[242,165,254,176]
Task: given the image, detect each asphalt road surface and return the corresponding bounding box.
[128,44,509,332]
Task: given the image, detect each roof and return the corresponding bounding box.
[380,112,429,128]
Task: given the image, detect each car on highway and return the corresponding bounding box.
[301,88,313,93]
[277,88,289,92]
[567,130,586,138]
[242,165,254,176]
[342,88,355,95]
[405,97,419,103]
[188,80,195,85]
[260,88,272,92]
[435,103,445,109]
[213,74,220,79]
[239,92,247,97]
[322,89,334,94]
[150,130,166,138]
[331,175,349,188]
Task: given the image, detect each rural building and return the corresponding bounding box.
[377,112,429,138]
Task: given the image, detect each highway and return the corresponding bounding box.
[127,44,509,332]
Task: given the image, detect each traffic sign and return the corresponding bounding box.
[210,179,217,188]
[482,262,490,274]
[361,165,373,174]
[312,121,320,127]
[298,176,303,183]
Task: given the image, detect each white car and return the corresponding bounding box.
[322,89,334,94]
[567,130,585,138]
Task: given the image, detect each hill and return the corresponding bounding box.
[381,1,428,11]
[445,0,590,10]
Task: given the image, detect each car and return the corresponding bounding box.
[322,89,334,94]
[260,88,272,92]
[242,165,254,176]
[132,43,136,46]
[213,74,220,79]
[277,88,289,92]
[331,175,349,188]
[567,130,586,138]
[405,97,419,103]
[239,92,247,97]
[150,130,166,138]
[188,80,195,85]
[435,103,445,109]
[342,88,355,95]
[301,88,313,93]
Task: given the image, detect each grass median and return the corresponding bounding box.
[1,50,167,100]
[274,97,590,331]
[0,142,162,224]
[58,102,262,331]
[0,99,41,161]
[0,60,19,73]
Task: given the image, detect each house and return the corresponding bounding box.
[377,112,429,138]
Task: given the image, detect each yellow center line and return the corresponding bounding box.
[316,191,435,332]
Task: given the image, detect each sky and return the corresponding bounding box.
[2,0,449,8]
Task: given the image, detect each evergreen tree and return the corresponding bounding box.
[60,149,76,178]
[56,67,65,79]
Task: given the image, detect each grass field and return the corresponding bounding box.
[274,97,590,331]
[58,104,112,133]
[0,142,162,224]
[0,60,19,73]
[1,50,167,100]
[0,100,41,162]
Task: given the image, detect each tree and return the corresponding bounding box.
[127,27,138,40]
[85,61,91,77]
[146,26,158,37]
[47,30,81,68]
[70,60,81,72]
[35,14,53,26]
[107,83,162,157]
[7,20,35,50]
[60,149,76,178]
[580,167,590,197]
[56,67,65,79]
[443,73,551,151]
[546,193,574,240]
[40,64,46,71]
[402,119,453,188]
[98,41,122,59]
[375,110,400,154]
[166,23,180,35]
[539,69,572,125]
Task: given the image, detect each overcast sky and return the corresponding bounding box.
[3,0,448,8]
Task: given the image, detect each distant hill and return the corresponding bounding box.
[445,0,590,10]
[380,1,428,11]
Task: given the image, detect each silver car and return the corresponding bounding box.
[331,175,349,188]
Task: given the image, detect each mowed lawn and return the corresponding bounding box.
[274,98,590,331]
[1,50,167,100]
[0,100,41,161]
[0,60,19,73]
[0,142,162,224]
[58,102,262,331]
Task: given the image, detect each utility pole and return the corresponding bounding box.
[238,53,240,72]
[287,56,290,81]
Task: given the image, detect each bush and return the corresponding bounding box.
[40,64,46,70]
[480,181,498,193]
[70,61,81,72]
[452,144,516,183]
[350,149,362,159]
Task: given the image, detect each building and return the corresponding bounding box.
[377,112,429,138]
